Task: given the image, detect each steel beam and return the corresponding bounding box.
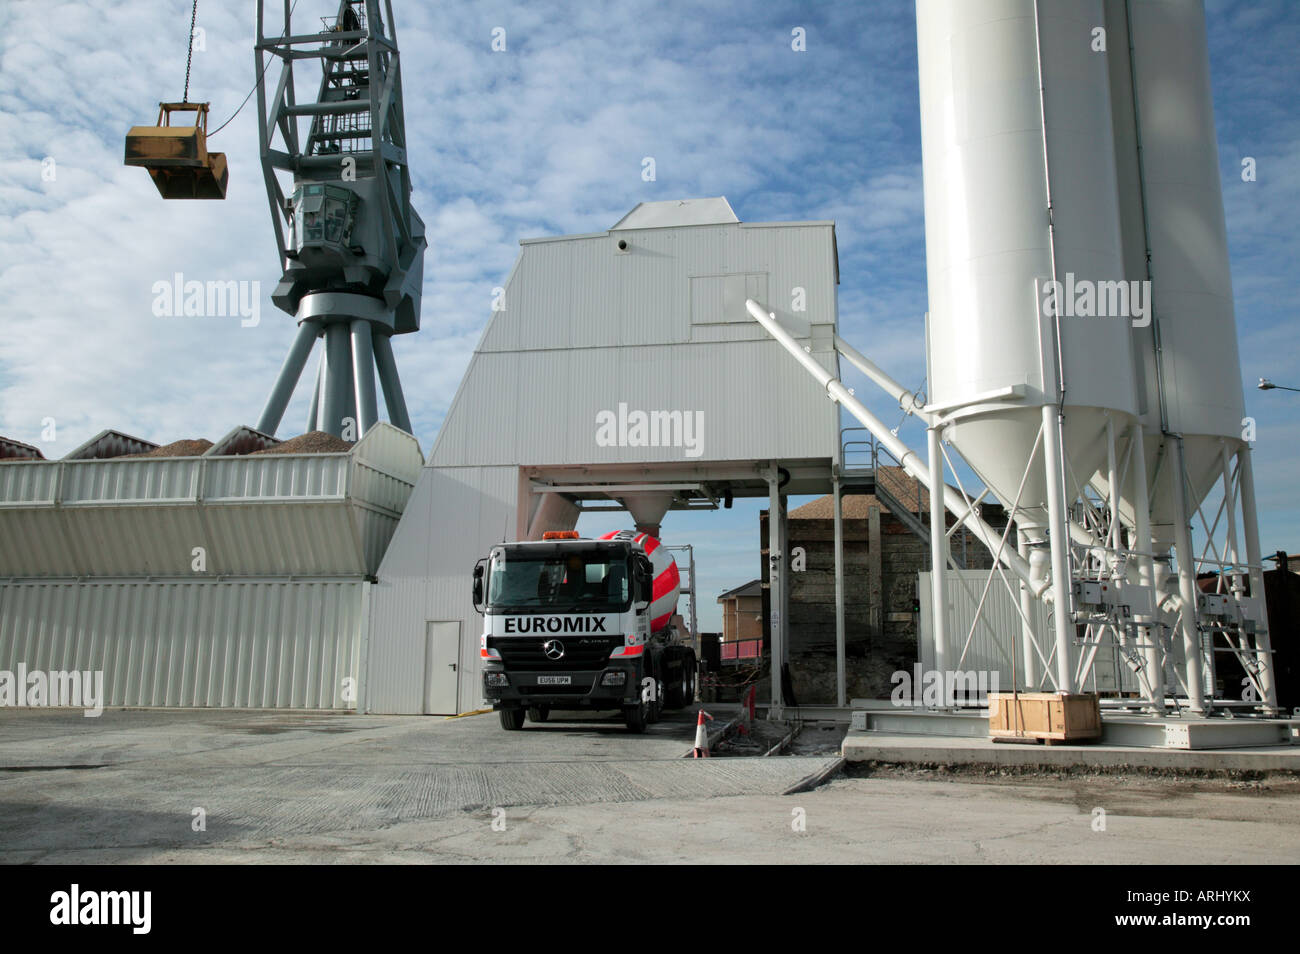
[306,350,323,433]
[257,319,319,435]
[350,319,379,435]
[321,321,354,438]
[373,331,412,433]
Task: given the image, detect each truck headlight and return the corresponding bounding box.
[485,673,509,687]
[601,671,627,687]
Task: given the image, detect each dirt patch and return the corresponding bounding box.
[845,759,1300,791]
[788,723,847,756]
[249,431,352,455]
[713,719,793,757]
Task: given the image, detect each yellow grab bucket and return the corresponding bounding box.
[124,102,228,200]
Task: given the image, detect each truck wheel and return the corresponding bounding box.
[664,656,684,709]
[527,705,550,723]
[623,699,648,733]
[680,655,696,706]
[499,707,525,731]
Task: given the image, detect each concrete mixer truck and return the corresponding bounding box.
[472,529,697,733]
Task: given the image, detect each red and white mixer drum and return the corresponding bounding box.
[599,530,680,631]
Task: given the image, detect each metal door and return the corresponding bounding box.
[424,621,461,715]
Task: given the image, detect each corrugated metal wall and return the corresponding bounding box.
[0,423,421,579]
[366,465,517,714]
[0,580,365,709]
[0,424,421,710]
[433,221,841,469]
[918,570,1139,693]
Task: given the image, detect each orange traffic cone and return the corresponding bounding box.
[692,709,712,758]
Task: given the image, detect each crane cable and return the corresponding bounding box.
[182,0,198,103]
[208,0,301,138]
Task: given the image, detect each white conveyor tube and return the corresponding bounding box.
[748,300,1044,596]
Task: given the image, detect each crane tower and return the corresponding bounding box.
[254,0,425,438]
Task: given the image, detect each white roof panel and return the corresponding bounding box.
[611,197,739,230]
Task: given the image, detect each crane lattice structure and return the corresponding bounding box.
[255,0,425,438]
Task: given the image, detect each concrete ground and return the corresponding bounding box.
[1,707,1298,863]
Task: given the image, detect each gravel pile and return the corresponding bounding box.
[122,439,213,459]
[249,431,352,455]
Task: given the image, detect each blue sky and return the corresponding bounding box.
[1,0,1296,630]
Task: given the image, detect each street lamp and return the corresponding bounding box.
[1258,378,1300,392]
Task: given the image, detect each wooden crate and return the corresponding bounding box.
[988,692,1101,744]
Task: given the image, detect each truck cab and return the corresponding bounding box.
[473,532,696,732]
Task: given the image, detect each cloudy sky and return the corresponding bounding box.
[2,0,1296,629]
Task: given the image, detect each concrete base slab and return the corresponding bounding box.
[850,708,989,737]
[842,730,1300,772]
[1103,716,1296,749]
[850,707,1298,750]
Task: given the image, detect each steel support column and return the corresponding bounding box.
[321,321,354,439]
[768,467,787,716]
[1169,436,1207,715]
[1041,404,1076,695]
[1129,423,1165,710]
[928,425,950,696]
[833,472,846,708]
[257,319,319,435]
[350,319,379,436]
[306,350,323,433]
[1236,445,1278,711]
[1017,527,1040,690]
[373,331,412,433]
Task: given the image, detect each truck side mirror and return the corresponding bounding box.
[472,560,486,613]
[634,558,654,607]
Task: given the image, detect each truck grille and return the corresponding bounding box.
[488,636,622,671]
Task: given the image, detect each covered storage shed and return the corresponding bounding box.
[0,423,422,709]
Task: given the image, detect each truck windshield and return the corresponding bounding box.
[487,549,631,612]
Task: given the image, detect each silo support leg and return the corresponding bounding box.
[1237,446,1278,712]
[1169,437,1208,715]
[1041,405,1076,695]
[1128,424,1165,711]
[928,425,950,694]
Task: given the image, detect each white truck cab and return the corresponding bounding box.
[473,532,696,732]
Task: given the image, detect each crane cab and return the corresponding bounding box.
[124,102,228,199]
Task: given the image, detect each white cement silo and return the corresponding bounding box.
[917,0,1139,690]
[1099,0,1273,712]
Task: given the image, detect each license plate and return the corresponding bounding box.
[537,676,571,686]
